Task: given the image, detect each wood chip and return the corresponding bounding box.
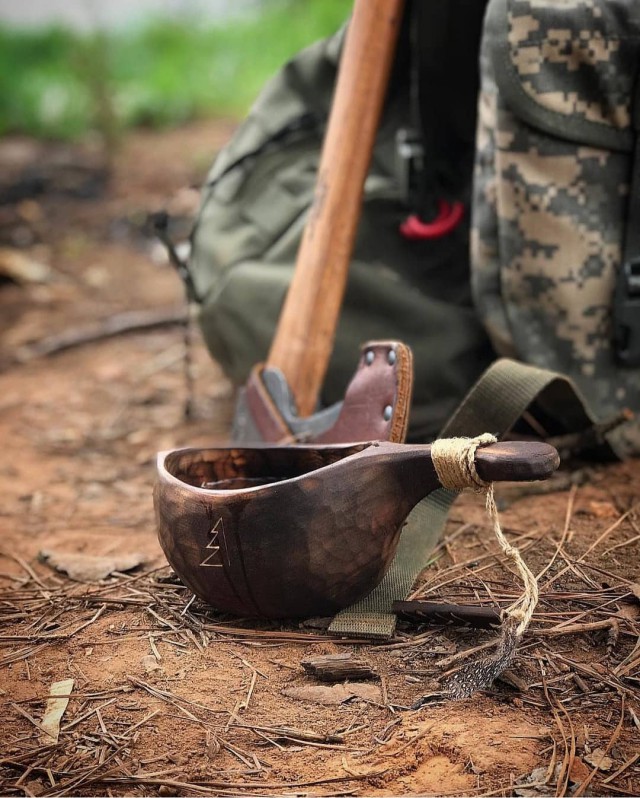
[40,678,74,743]
[301,653,377,682]
[496,669,529,692]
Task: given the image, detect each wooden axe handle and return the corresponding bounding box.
[267,0,405,417]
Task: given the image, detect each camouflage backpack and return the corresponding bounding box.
[473,0,640,457]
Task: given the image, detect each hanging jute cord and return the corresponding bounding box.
[431,434,539,637]
[426,434,540,699]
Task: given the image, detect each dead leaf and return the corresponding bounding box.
[513,765,553,797]
[568,758,591,784]
[38,549,146,581]
[616,602,640,621]
[630,583,640,602]
[587,501,619,519]
[40,678,74,743]
[584,747,614,772]
[282,683,381,705]
[0,247,51,284]
[514,787,546,797]
[141,655,162,674]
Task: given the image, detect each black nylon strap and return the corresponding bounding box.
[414,0,488,213]
[623,64,640,262]
[614,63,640,366]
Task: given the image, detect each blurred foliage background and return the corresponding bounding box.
[0,0,351,141]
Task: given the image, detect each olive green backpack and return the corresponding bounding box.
[189,1,492,442]
[188,0,640,456]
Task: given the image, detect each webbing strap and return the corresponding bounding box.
[329,488,454,637]
[329,357,599,638]
[623,64,640,263]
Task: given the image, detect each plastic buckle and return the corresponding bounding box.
[614,256,640,366]
[395,128,424,203]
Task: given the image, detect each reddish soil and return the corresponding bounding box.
[0,121,639,797]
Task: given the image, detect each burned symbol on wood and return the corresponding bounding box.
[200,517,225,567]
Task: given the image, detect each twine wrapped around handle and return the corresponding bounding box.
[430,434,539,698]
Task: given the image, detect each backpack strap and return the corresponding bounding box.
[329,358,603,638]
[614,64,640,367]
[414,0,487,212]
[396,0,487,235]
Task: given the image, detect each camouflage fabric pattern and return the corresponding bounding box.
[472,0,640,456]
[509,0,635,130]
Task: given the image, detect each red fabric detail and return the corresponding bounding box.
[399,199,465,240]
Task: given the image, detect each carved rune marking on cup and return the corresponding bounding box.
[200,517,224,567]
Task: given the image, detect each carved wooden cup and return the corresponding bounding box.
[155,440,559,619]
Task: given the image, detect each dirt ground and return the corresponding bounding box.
[0,121,639,797]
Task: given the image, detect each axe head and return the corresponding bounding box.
[233,341,414,444]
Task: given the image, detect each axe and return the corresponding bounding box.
[232,0,411,445]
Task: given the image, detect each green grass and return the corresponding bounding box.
[0,0,351,140]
